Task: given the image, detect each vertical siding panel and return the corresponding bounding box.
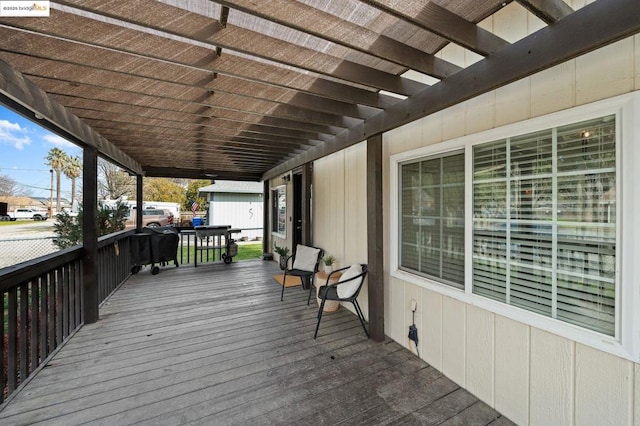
[438,43,466,68]
[530,62,575,117]
[343,144,366,266]
[442,296,466,387]
[530,329,574,426]
[635,363,640,426]
[405,283,422,357]
[491,2,529,43]
[574,344,633,425]
[344,143,368,317]
[422,289,443,370]
[495,316,530,426]
[495,78,530,127]
[336,151,345,262]
[465,305,495,405]
[633,34,640,90]
[313,157,330,250]
[465,92,495,135]
[441,103,466,141]
[385,119,423,156]
[386,277,406,343]
[576,39,635,105]
[422,111,443,148]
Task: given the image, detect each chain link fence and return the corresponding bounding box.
[0,236,59,269]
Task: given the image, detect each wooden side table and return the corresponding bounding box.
[315,271,342,312]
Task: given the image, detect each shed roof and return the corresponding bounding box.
[198,180,263,194]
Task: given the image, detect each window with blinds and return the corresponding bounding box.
[400,152,465,289]
[472,115,616,336]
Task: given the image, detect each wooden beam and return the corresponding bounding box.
[517,0,573,24]
[12,49,381,120]
[213,0,461,79]
[1,18,400,110]
[143,166,262,181]
[0,60,142,175]
[263,0,640,180]
[367,134,384,342]
[54,1,427,96]
[82,147,99,324]
[362,1,509,56]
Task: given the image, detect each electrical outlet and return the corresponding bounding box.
[410,299,417,312]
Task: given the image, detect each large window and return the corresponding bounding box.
[472,116,616,335]
[399,152,465,288]
[394,109,622,345]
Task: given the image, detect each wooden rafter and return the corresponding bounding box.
[517,0,574,24]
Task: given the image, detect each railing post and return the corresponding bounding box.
[136,175,143,231]
[82,147,99,324]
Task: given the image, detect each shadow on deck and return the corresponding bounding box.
[0,260,514,425]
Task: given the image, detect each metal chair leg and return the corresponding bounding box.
[353,300,369,338]
[314,298,326,339]
[280,271,287,301]
[307,275,315,305]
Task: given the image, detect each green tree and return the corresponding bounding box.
[53,201,129,249]
[63,155,82,205]
[184,180,210,211]
[45,148,68,211]
[143,178,185,203]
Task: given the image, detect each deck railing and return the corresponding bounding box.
[0,227,263,404]
[0,229,133,404]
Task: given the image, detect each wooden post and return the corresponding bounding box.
[262,180,270,256]
[82,147,99,324]
[367,134,384,341]
[136,175,143,231]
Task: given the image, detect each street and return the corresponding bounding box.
[0,220,57,268]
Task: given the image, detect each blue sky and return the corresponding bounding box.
[0,105,81,199]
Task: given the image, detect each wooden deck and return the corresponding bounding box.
[0,260,514,425]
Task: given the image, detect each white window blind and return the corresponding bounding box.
[472,115,616,336]
[400,152,465,288]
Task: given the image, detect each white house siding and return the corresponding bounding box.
[303,2,640,425]
[312,143,368,319]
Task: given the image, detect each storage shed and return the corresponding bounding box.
[198,180,263,241]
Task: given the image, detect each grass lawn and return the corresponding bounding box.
[178,242,263,264]
[0,220,32,226]
[234,243,264,261]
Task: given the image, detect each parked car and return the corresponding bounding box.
[0,202,10,221]
[8,208,49,221]
[125,208,174,228]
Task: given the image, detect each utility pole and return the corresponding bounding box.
[49,169,53,216]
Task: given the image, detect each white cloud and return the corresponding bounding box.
[0,119,31,149]
[43,133,77,149]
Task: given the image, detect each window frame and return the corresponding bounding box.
[271,185,286,238]
[398,150,466,289]
[390,92,640,361]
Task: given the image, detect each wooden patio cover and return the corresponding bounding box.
[0,0,639,181]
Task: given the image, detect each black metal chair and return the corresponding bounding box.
[280,244,324,305]
[314,263,369,339]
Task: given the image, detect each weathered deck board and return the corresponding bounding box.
[0,260,514,425]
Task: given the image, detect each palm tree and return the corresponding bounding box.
[63,155,82,207]
[45,148,68,212]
